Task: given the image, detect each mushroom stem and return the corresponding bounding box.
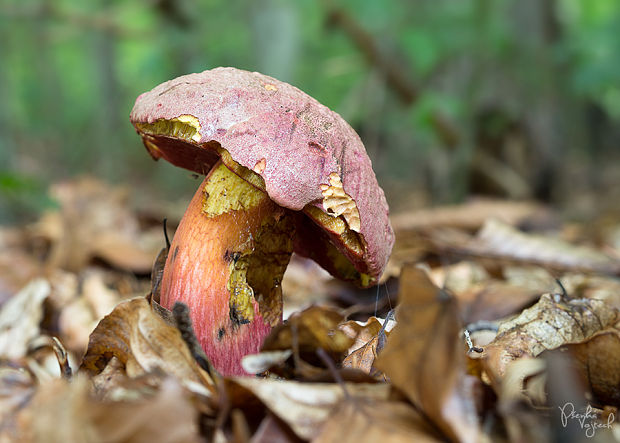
[160,161,294,375]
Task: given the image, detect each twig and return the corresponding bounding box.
[463,329,484,354]
[51,337,72,380]
[555,278,568,298]
[162,218,170,249]
[316,348,351,400]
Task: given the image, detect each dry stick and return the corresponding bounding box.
[27,335,72,381]
[150,218,170,304]
[316,348,351,401]
[51,336,72,380]
[463,330,484,354]
[172,302,219,379]
[162,218,171,249]
[291,321,302,375]
[555,278,568,298]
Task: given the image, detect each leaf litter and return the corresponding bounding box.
[1,179,620,442]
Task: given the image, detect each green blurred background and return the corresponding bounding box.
[1,0,619,222]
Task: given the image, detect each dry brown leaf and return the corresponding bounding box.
[429,261,542,323]
[232,377,390,441]
[250,413,300,443]
[563,328,620,406]
[30,178,161,273]
[480,293,618,386]
[339,316,387,354]
[390,199,550,233]
[0,227,42,305]
[14,376,201,443]
[241,350,292,374]
[458,281,542,324]
[281,255,333,315]
[465,219,620,275]
[500,358,547,408]
[339,316,390,376]
[80,298,213,395]
[561,273,620,311]
[91,231,159,274]
[387,200,552,279]
[375,266,481,443]
[0,366,37,441]
[262,305,353,357]
[59,271,122,353]
[314,398,442,443]
[0,279,50,360]
[341,335,383,376]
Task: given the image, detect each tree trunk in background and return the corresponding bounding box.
[0,24,11,168]
[94,0,122,180]
[509,0,584,201]
[250,0,299,83]
[30,0,64,177]
[153,0,197,77]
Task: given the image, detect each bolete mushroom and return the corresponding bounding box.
[130,67,394,376]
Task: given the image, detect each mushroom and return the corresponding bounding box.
[130,67,394,376]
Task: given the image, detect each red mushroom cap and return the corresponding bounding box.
[130,67,394,286]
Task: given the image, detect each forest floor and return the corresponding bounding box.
[1,177,619,442]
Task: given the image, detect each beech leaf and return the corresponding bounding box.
[480,293,618,386]
[375,266,481,443]
[232,377,390,440]
[80,298,213,394]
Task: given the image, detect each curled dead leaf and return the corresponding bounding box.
[480,293,618,387]
[562,328,620,406]
[231,377,390,441]
[314,399,442,443]
[470,219,620,275]
[0,279,50,360]
[14,376,201,443]
[262,305,354,373]
[375,266,481,443]
[339,317,391,377]
[80,298,213,395]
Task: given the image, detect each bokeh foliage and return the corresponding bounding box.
[1,0,619,222]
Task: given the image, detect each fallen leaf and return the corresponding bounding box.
[30,178,161,273]
[340,317,390,377]
[59,271,122,353]
[460,219,620,275]
[457,280,542,324]
[338,316,389,354]
[91,230,159,274]
[500,358,547,408]
[390,199,550,233]
[250,412,301,443]
[563,328,620,406]
[80,297,213,395]
[231,377,390,440]
[281,255,334,316]
[0,279,50,360]
[341,335,383,376]
[314,398,442,443]
[0,227,41,305]
[375,266,481,443]
[0,365,37,441]
[262,305,354,372]
[480,293,618,386]
[241,350,292,374]
[14,375,201,443]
